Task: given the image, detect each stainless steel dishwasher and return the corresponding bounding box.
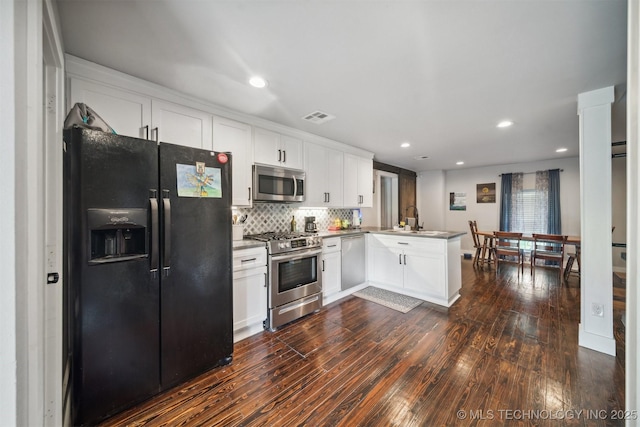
[341,234,366,290]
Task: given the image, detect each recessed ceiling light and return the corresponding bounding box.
[249,76,267,88]
[497,120,513,128]
[456,161,464,165]
[400,142,411,148]
[556,148,568,153]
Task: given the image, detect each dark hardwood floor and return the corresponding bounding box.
[101,260,626,427]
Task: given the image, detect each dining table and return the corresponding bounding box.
[475,231,581,267]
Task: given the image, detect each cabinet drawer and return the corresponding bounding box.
[233,246,267,271]
[322,237,341,253]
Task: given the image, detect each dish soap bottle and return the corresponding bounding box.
[290,215,296,232]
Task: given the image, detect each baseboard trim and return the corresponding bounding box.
[578,323,616,356]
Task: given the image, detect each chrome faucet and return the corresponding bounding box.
[405,205,420,230]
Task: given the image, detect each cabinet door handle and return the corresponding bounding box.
[248,187,251,201]
[399,254,402,264]
[283,150,286,163]
[327,244,337,248]
[404,254,407,265]
[322,260,325,272]
[142,125,149,140]
[153,127,159,142]
[264,272,267,287]
[278,149,282,162]
[398,242,409,245]
[241,258,257,263]
[327,192,330,203]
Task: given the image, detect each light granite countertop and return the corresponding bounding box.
[232,227,466,250]
[319,227,466,240]
[232,239,267,250]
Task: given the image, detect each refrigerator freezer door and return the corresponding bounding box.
[65,128,160,426]
[158,143,233,389]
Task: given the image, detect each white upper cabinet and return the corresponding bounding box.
[213,116,253,207]
[150,100,212,149]
[304,141,343,207]
[69,78,213,149]
[69,78,151,139]
[254,127,303,170]
[343,154,373,207]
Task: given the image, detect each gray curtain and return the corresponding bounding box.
[499,173,523,231]
[534,169,562,234]
[499,173,512,231]
[534,171,549,233]
[547,168,562,234]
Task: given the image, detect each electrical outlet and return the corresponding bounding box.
[591,303,604,317]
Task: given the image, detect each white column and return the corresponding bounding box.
[577,86,616,355]
[626,0,639,416]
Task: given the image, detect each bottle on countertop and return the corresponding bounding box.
[290,215,296,232]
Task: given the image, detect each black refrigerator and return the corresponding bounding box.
[63,127,233,426]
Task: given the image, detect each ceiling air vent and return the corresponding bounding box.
[302,110,335,124]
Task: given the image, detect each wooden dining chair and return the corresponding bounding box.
[492,231,524,277]
[468,220,482,266]
[531,233,567,281]
[564,244,580,281]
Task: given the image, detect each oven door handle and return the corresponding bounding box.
[270,247,322,262]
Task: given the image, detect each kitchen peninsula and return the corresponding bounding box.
[364,228,464,308]
[232,226,464,336]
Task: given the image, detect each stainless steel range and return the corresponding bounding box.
[246,232,323,330]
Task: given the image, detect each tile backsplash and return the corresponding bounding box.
[233,204,357,235]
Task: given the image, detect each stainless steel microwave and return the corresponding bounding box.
[253,165,305,202]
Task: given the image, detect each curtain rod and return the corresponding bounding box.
[498,169,564,177]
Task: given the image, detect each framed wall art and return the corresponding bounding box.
[476,183,496,203]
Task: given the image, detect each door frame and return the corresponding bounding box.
[43,0,65,425]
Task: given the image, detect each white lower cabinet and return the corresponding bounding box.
[321,238,342,298]
[370,245,404,288]
[367,234,459,307]
[232,246,267,342]
[403,250,446,299]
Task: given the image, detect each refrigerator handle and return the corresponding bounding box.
[150,190,159,277]
[162,189,171,276]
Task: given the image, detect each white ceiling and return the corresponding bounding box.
[55,0,628,172]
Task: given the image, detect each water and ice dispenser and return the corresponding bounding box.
[88,208,148,264]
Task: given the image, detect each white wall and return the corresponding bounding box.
[418,157,581,254]
[417,170,446,230]
[0,0,18,423]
